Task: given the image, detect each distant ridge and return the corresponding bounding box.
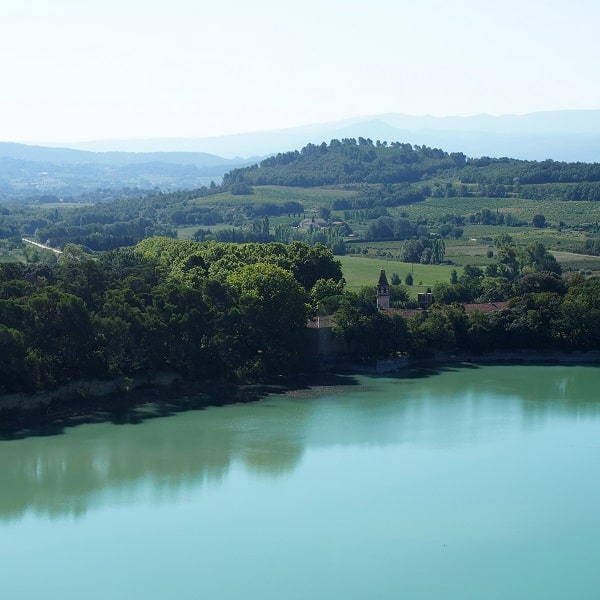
[51,110,600,163]
[0,142,255,198]
[0,141,241,168]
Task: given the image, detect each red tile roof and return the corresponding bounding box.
[462,302,509,314]
[387,302,508,317]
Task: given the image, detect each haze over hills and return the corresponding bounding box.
[0,142,247,168]
[3,109,600,200]
[0,142,254,198]
[53,110,600,162]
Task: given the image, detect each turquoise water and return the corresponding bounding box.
[2,365,600,599]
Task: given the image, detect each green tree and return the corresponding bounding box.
[227,263,309,376]
[310,278,345,314]
[24,287,97,385]
[431,239,445,264]
[524,242,561,275]
[0,325,30,392]
[333,299,408,360]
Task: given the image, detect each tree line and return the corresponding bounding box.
[225,139,600,188]
[2,236,600,403]
[0,240,341,395]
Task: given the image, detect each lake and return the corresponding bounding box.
[2,365,600,599]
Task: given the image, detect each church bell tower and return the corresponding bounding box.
[376,269,390,310]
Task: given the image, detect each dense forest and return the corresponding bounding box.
[225,138,600,187]
[225,140,467,186]
[0,240,341,395]
[2,233,600,401]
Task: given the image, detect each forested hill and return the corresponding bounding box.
[224,138,600,187]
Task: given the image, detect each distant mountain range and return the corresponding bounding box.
[54,110,600,162]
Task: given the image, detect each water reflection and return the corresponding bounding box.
[0,400,309,521]
[1,365,599,522]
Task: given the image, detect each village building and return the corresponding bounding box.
[299,217,328,229]
[375,268,507,318]
[308,269,509,358]
[310,269,508,333]
[376,269,390,310]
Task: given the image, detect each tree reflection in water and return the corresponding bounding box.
[1,364,599,522]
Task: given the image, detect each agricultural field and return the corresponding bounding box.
[4,182,599,275]
[339,255,460,296]
[444,241,496,267]
[346,240,491,267]
[460,225,590,251]
[550,251,600,273]
[393,195,600,226]
[193,185,357,208]
[344,230,599,272]
[395,197,523,220]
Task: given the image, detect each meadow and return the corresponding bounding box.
[349,238,495,266]
[338,255,460,295]
[193,185,357,208]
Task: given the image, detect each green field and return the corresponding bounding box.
[444,242,496,267]
[196,187,600,228]
[460,225,589,251]
[392,195,600,227]
[339,255,460,296]
[194,185,357,208]
[184,186,599,267]
[550,251,600,273]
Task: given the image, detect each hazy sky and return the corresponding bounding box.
[2,0,600,142]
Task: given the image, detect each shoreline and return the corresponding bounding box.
[0,371,355,440]
[332,350,600,374]
[2,352,600,438]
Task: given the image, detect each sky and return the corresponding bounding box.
[2,0,600,143]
